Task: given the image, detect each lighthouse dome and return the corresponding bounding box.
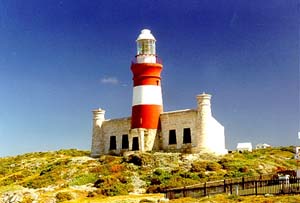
[136,29,156,41]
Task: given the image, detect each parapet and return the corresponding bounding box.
[196,93,212,116]
[93,108,105,121]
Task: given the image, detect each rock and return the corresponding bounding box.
[131,174,146,194]
[1,192,22,203]
[70,156,95,164]
[70,184,97,192]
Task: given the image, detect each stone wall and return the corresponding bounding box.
[101,117,131,154]
[91,94,227,156]
[160,109,198,153]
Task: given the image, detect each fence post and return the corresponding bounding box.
[242,177,245,190]
[235,184,239,196]
[255,181,258,195]
[224,179,226,193]
[203,182,207,196]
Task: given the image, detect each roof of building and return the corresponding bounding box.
[256,143,271,147]
[237,142,252,149]
[161,109,195,115]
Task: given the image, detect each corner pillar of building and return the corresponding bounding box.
[91,108,106,157]
[195,93,212,153]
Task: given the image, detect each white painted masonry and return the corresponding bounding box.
[91,93,227,157]
[132,86,163,105]
[136,55,156,63]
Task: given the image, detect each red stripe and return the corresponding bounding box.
[131,63,163,86]
[133,77,161,86]
[131,105,162,129]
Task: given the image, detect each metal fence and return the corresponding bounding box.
[165,176,300,199]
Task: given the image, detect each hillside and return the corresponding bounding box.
[0,147,297,203]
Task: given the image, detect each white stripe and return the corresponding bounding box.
[136,55,156,63]
[132,85,163,106]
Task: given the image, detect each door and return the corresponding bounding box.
[132,137,139,151]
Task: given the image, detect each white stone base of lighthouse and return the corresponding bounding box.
[129,128,158,152]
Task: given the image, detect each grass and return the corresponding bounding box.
[0,185,23,193]
[66,194,165,203]
[0,146,298,202]
[169,194,300,203]
[69,173,98,186]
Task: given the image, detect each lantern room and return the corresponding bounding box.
[136,29,156,63]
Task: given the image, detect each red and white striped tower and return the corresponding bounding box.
[130,29,163,151]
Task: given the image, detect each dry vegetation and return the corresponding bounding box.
[169,194,300,203]
[0,146,297,202]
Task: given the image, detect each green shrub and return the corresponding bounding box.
[279,146,294,153]
[69,173,98,186]
[227,194,243,201]
[56,149,90,157]
[94,175,132,196]
[21,196,34,203]
[206,162,222,171]
[125,154,143,166]
[152,169,171,184]
[0,174,23,186]
[190,161,207,172]
[179,172,200,180]
[22,160,72,188]
[99,181,130,196]
[56,192,73,202]
[238,166,249,173]
[24,175,56,189]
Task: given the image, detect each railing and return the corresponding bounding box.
[165,176,300,199]
[131,55,163,65]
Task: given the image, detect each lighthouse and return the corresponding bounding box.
[130,29,163,151]
[91,29,227,157]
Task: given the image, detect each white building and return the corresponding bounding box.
[256,143,271,149]
[92,94,228,156]
[91,29,227,157]
[236,142,252,152]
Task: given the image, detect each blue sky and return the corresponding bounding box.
[0,0,299,157]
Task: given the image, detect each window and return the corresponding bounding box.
[132,137,139,151]
[122,134,129,149]
[109,136,116,150]
[183,128,192,144]
[137,39,155,55]
[169,129,177,145]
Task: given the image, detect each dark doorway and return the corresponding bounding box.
[109,136,116,150]
[132,137,139,151]
[169,129,177,145]
[183,128,192,144]
[122,134,129,149]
